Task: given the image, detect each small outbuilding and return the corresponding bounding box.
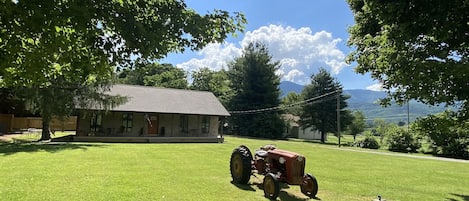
[74,84,230,143]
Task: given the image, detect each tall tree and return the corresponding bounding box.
[227,42,284,139]
[300,68,352,143]
[346,0,469,115]
[0,1,246,140]
[348,111,366,141]
[118,63,188,89]
[190,68,232,105]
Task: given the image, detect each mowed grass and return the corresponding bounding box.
[1,135,468,201]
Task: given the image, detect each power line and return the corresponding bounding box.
[229,90,340,114]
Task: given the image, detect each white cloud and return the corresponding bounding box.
[176,43,242,72]
[285,69,305,82]
[176,24,348,84]
[366,83,385,91]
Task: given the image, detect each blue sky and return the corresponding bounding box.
[161,0,381,90]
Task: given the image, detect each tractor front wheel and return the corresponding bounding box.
[230,145,252,184]
[263,173,280,200]
[300,173,318,198]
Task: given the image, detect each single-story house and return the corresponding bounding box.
[74,84,230,143]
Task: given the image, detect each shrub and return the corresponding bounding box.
[412,111,469,159]
[386,128,421,153]
[354,135,380,149]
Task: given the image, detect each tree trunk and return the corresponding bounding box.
[40,116,51,141]
[353,135,356,141]
[39,87,53,141]
[320,131,325,143]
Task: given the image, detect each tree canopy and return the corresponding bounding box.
[118,63,188,89]
[0,0,246,139]
[0,0,246,88]
[281,92,303,116]
[346,0,469,112]
[228,42,284,139]
[190,67,232,105]
[348,111,365,141]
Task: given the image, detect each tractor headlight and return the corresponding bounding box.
[279,157,286,164]
[297,156,304,162]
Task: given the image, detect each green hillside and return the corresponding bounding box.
[280,81,452,124]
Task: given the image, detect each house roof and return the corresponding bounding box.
[90,84,230,116]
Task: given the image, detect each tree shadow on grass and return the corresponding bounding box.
[257,182,319,201]
[446,193,469,201]
[292,138,339,146]
[230,179,320,201]
[230,181,257,191]
[0,141,106,156]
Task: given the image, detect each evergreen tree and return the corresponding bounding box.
[227,42,284,139]
[300,68,352,143]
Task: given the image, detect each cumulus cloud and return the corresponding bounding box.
[285,69,305,82]
[177,43,242,72]
[366,83,385,91]
[176,24,347,84]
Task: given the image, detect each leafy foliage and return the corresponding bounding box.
[227,42,284,139]
[0,1,245,139]
[353,134,380,149]
[300,68,353,143]
[348,111,365,140]
[118,63,188,89]
[347,0,469,113]
[281,92,303,116]
[0,88,34,116]
[191,68,233,105]
[386,128,421,153]
[412,111,469,159]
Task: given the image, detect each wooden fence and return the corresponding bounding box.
[0,114,77,133]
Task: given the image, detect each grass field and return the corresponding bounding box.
[1,133,468,201]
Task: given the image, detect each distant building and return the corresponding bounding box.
[283,114,323,141]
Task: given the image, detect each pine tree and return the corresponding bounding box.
[228,42,284,139]
[300,68,352,143]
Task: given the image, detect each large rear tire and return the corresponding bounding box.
[301,173,318,198]
[230,145,253,184]
[263,173,280,200]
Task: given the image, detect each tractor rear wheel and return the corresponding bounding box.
[230,145,252,184]
[263,173,280,200]
[301,173,318,198]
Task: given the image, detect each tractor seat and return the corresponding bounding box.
[255,150,268,158]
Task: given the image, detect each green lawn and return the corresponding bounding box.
[1,134,468,201]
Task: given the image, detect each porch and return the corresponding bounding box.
[53,135,224,143]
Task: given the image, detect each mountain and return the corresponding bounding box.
[279,81,304,96]
[279,81,450,124]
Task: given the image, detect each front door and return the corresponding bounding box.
[147,115,158,135]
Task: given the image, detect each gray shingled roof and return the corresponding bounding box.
[93,84,230,116]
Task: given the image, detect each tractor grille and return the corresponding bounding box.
[287,157,305,184]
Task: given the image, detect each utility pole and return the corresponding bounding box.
[407,100,410,130]
[337,91,341,147]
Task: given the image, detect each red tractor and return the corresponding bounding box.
[230,145,318,200]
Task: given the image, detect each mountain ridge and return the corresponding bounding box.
[279,81,449,123]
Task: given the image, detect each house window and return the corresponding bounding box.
[180,115,188,133]
[201,116,210,134]
[122,113,133,132]
[90,113,102,132]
